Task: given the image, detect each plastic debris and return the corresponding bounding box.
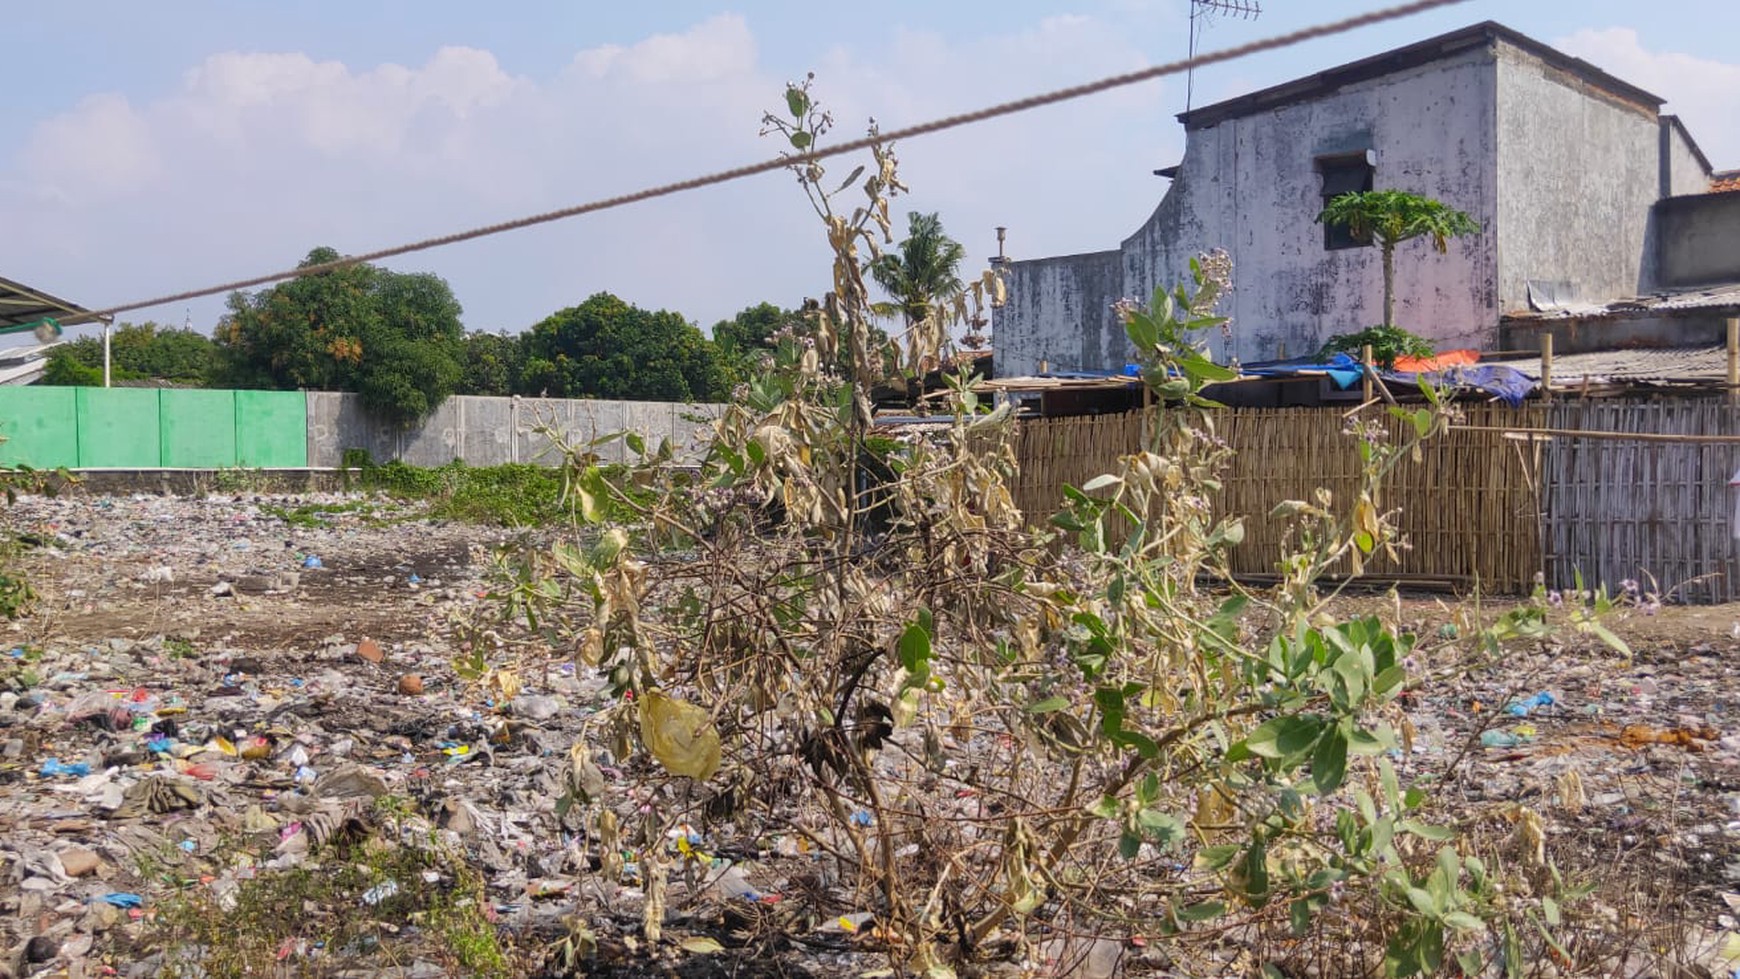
[95,893,144,909]
[1507,691,1556,716]
[39,758,93,778]
[361,880,399,905]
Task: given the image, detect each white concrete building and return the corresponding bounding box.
[992,22,1725,377]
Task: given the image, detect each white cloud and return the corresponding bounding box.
[1556,27,1740,169]
[0,12,1179,334]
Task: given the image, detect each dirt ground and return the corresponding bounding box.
[4,493,1740,977]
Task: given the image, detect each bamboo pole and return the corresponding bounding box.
[1727,317,1738,407]
[1453,423,1740,444]
[1361,344,1374,403]
[1540,333,1554,403]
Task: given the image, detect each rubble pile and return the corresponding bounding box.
[1,494,1738,976]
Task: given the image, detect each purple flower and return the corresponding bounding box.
[1546,590,1563,607]
[1642,599,1661,616]
[1620,578,1640,597]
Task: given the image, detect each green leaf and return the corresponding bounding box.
[1174,900,1226,923]
[1195,844,1241,872]
[1541,895,1560,927]
[1086,796,1120,819]
[1177,351,1238,383]
[1405,886,1440,918]
[1081,473,1122,493]
[1290,898,1312,937]
[1373,664,1408,697]
[897,620,932,678]
[789,131,813,150]
[785,86,809,119]
[1234,842,1270,907]
[1241,715,1326,761]
[1443,911,1485,932]
[1023,695,1071,714]
[1125,313,1159,353]
[1399,819,1456,841]
[1118,830,1142,860]
[1311,727,1349,795]
[1137,808,1185,845]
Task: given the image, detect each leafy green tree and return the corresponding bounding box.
[519,293,726,402]
[215,247,465,423]
[459,331,524,396]
[712,302,797,387]
[40,322,218,386]
[40,353,106,386]
[1315,190,1481,331]
[870,211,966,327]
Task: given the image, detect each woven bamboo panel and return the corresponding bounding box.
[1541,400,1740,604]
[1013,405,1547,593]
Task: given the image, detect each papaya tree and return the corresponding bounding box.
[1316,189,1480,331]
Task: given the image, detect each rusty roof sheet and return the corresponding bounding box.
[1488,344,1729,384]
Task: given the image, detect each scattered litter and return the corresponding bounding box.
[1507,691,1556,716]
[39,758,93,778]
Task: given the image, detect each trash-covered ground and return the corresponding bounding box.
[2,492,1740,977]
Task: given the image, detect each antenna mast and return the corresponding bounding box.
[1186,0,1261,113]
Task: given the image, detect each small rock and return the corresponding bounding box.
[25,934,59,963]
[397,674,424,695]
[209,580,235,598]
[356,637,384,665]
[57,846,101,878]
[314,764,389,799]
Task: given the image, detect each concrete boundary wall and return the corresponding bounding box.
[304,392,724,468]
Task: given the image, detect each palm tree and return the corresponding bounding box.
[870,212,966,327]
[1316,190,1480,331]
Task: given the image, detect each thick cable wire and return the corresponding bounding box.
[77,0,1467,323]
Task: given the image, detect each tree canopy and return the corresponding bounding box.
[870,211,966,327]
[214,247,465,423]
[41,323,218,387]
[1316,190,1480,332]
[519,293,727,402]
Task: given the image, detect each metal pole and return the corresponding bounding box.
[102,319,112,388]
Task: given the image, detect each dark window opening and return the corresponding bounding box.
[1318,155,1374,251]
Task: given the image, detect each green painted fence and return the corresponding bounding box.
[0,388,307,469]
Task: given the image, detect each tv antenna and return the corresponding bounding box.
[1187,0,1261,113]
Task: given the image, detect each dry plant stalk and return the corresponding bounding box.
[454,79,1638,979]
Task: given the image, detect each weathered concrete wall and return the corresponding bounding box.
[1662,117,1712,198]
[1495,44,1662,307]
[1137,46,1498,362]
[305,393,724,468]
[993,250,1123,378]
[996,45,1500,375]
[1656,192,1740,287]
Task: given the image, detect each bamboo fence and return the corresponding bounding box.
[1013,404,1547,593]
[1538,400,1740,604]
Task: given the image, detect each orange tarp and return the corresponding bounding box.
[1393,349,1479,372]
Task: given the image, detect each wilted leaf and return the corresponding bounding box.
[679,936,725,954]
[639,690,722,780]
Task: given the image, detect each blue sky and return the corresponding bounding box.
[3,1,1735,340]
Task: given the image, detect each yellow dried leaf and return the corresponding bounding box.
[639,690,722,780]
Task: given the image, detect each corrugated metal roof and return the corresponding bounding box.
[1489,345,1729,384]
[1505,281,1740,321]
